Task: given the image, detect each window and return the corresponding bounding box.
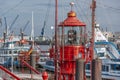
[46,61,54,66]
[9,51,12,54]
[102,65,109,72]
[86,64,90,70]
[14,51,17,54]
[98,53,104,57]
[111,64,120,71]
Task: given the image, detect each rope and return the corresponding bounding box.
[0,0,25,16]
[97,1,120,13]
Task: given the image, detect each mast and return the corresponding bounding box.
[31,11,34,48]
[91,0,96,60]
[30,11,36,74]
[55,0,58,80]
[91,0,96,80]
[4,17,8,35]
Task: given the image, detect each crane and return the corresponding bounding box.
[19,20,30,41]
[19,20,30,45]
[41,21,46,36]
[20,20,30,33]
[41,0,51,36]
[9,14,19,34]
[4,17,8,35]
[23,20,30,32]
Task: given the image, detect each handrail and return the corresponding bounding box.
[106,48,116,59]
[0,65,21,80]
[110,44,120,59]
[95,41,120,59]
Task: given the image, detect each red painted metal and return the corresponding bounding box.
[21,60,40,74]
[59,46,85,76]
[42,71,48,80]
[0,65,21,80]
[49,48,54,58]
[60,46,85,61]
[58,11,86,27]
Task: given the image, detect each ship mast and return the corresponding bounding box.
[91,0,96,60]
[55,0,58,80]
[91,0,96,80]
[31,11,34,48]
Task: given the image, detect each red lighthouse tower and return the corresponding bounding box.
[58,3,86,80]
[50,2,87,80]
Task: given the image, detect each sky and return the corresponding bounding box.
[0,0,120,37]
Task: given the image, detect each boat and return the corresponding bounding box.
[94,25,120,59]
[0,34,31,66]
[34,36,51,45]
[42,59,120,80]
[95,41,120,59]
[86,59,120,80]
[117,43,120,53]
[42,60,54,72]
[0,41,30,67]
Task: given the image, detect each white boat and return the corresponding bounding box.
[86,59,120,80]
[42,59,120,79]
[95,41,120,59]
[94,25,120,59]
[0,40,30,67]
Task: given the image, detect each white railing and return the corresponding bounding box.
[109,44,120,59]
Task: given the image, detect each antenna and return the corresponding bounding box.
[70,2,75,11]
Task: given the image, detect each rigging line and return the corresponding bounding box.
[74,4,84,21]
[78,0,120,13]
[74,0,91,29]
[75,0,91,23]
[44,0,52,23]
[82,0,120,11]
[0,0,25,16]
[96,1,114,32]
[96,1,120,13]
[60,0,65,23]
[101,8,112,32]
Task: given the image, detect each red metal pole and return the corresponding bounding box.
[91,0,96,80]
[91,0,96,60]
[55,0,58,80]
[21,60,40,74]
[0,65,21,80]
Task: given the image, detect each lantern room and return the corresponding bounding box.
[58,10,86,46]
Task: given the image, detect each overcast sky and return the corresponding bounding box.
[0,0,120,37]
